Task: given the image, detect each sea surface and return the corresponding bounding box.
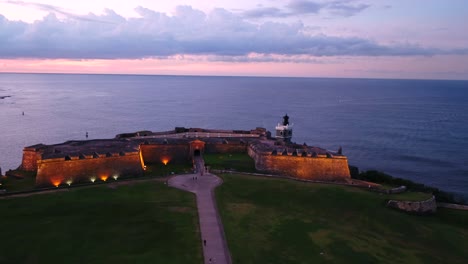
[1,73,467,197]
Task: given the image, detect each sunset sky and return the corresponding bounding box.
[1,0,467,79]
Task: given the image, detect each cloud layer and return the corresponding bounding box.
[0,4,465,61]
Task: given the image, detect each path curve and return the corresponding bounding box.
[168,173,231,264]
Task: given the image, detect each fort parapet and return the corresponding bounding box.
[20,125,350,187]
[248,140,350,181]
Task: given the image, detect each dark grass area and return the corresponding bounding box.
[203,153,257,172]
[0,181,202,264]
[1,175,36,192]
[144,162,193,177]
[216,173,468,264]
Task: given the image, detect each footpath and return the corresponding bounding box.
[168,159,231,264]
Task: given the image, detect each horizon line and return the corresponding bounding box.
[1,71,467,82]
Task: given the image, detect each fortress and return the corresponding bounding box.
[20,116,351,187]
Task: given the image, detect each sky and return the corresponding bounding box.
[0,0,467,79]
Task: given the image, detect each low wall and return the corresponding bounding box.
[36,153,143,187]
[368,186,407,194]
[437,203,468,211]
[248,147,350,181]
[387,196,437,214]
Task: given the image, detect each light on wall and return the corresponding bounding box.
[112,175,119,180]
[66,179,72,186]
[90,177,96,183]
[52,180,61,187]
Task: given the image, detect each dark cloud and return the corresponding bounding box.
[286,0,322,14]
[243,7,288,18]
[243,0,369,18]
[0,6,463,61]
[326,1,370,17]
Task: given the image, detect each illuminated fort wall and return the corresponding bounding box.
[20,126,350,186]
[140,144,191,165]
[140,141,250,165]
[20,147,41,171]
[35,152,143,187]
[248,146,351,181]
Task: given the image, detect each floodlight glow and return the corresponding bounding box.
[52,180,61,187]
[90,177,96,183]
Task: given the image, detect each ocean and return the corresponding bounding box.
[1,73,467,197]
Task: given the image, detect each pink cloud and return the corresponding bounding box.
[2,54,468,80]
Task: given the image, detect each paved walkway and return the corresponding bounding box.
[168,172,231,264]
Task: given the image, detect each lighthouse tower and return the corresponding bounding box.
[275,114,293,143]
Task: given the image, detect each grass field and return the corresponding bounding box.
[216,174,468,264]
[1,175,37,192]
[144,162,193,177]
[203,153,257,172]
[0,181,202,264]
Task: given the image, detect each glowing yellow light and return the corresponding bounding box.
[66,179,72,186]
[100,175,108,181]
[162,158,169,165]
[90,177,96,183]
[52,180,61,187]
[113,175,119,180]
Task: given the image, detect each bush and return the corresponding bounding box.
[355,170,462,204]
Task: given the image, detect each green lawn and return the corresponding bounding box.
[216,174,468,264]
[1,174,36,192]
[0,181,202,264]
[144,162,193,177]
[203,153,257,172]
[386,191,432,201]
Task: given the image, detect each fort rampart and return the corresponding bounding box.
[20,146,44,171]
[140,144,191,165]
[35,151,143,187]
[18,126,351,187]
[248,144,350,181]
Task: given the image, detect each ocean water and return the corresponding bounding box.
[1,73,467,197]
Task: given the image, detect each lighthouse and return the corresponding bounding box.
[275,114,293,143]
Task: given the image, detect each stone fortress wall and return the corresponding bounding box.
[20,124,351,187]
[248,143,350,181]
[20,140,145,187]
[35,152,143,187]
[140,144,191,165]
[20,146,42,171]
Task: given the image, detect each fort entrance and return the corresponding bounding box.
[189,139,205,158]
